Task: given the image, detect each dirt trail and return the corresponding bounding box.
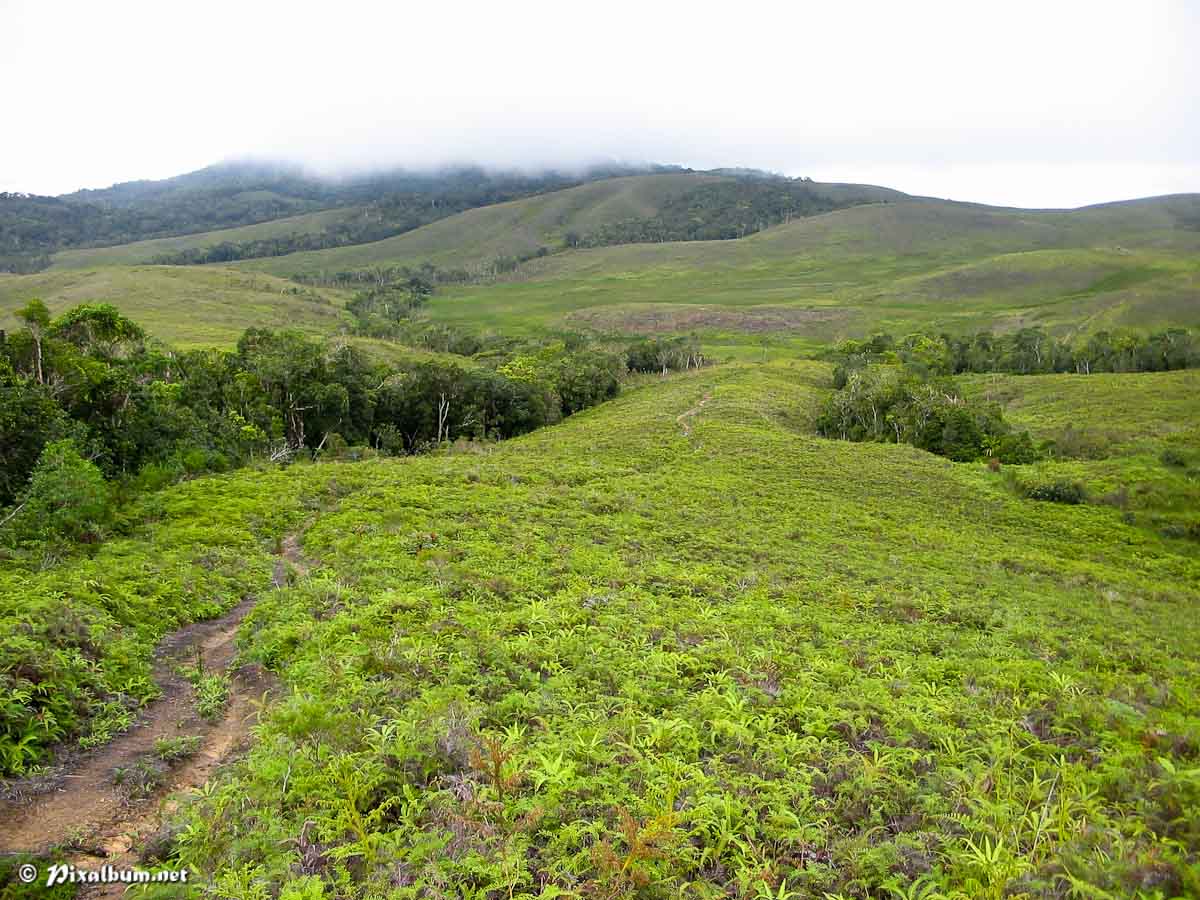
[0,533,311,892]
[676,392,713,436]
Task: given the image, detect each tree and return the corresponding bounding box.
[0,359,79,506]
[50,303,145,359]
[15,298,50,384]
[3,439,110,544]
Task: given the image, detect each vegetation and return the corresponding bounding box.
[1,163,667,273]
[1,166,1198,899]
[396,197,1200,353]
[0,465,303,775]
[570,176,896,246]
[4,363,1195,898]
[0,300,707,519]
[815,366,1039,463]
[960,369,1200,544]
[0,266,349,348]
[829,328,1200,377]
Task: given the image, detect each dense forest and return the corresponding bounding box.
[0,163,667,272]
[569,178,889,247]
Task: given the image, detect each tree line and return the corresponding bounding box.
[827,327,1200,379]
[0,301,702,545]
[815,365,1038,463]
[568,178,886,248]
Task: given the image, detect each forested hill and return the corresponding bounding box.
[1,163,911,274]
[0,162,674,273]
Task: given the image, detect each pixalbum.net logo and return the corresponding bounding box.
[18,863,191,886]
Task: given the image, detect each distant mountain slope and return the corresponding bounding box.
[5,178,1196,355]
[1,162,667,272]
[230,173,910,278]
[411,194,1200,343]
[48,207,362,271]
[231,173,733,276]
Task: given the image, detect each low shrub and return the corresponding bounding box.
[1159,448,1188,468]
[1023,480,1087,504]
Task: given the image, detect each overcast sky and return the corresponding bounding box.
[3,0,1197,208]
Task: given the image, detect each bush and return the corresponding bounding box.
[1159,520,1200,542]
[1047,425,1113,460]
[3,439,111,544]
[815,366,1038,464]
[1160,448,1188,468]
[1024,480,1087,505]
[993,431,1039,464]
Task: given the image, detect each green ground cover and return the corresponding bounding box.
[9,362,1192,898]
[0,468,307,773]
[961,370,1200,543]
[0,268,351,348]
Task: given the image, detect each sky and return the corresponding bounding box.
[2,0,1197,208]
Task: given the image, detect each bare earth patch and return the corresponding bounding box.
[566,303,851,334]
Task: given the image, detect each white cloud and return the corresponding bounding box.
[2,0,1196,207]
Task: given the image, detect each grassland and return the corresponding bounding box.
[0,267,350,348]
[2,180,1194,360]
[47,207,361,271]
[962,369,1200,541]
[412,198,1200,357]
[3,362,1197,898]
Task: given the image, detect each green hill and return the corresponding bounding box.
[4,182,1198,356]
[229,173,737,276]
[3,362,1197,897]
[47,206,362,270]
[0,266,350,347]
[230,173,910,278]
[406,195,1200,351]
[2,162,669,273]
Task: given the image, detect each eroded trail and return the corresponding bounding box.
[676,392,713,436]
[0,533,311,888]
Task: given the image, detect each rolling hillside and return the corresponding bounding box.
[3,362,1197,897]
[407,194,1200,350]
[3,175,1197,355]
[47,206,362,270]
[229,173,738,276]
[0,266,350,347]
[229,174,910,278]
[2,161,667,273]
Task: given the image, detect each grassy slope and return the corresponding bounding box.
[231,173,734,276]
[962,369,1200,538]
[345,336,485,371]
[16,182,1199,360]
[47,207,360,271]
[11,363,1195,896]
[413,196,1200,354]
[0,267,350,348]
